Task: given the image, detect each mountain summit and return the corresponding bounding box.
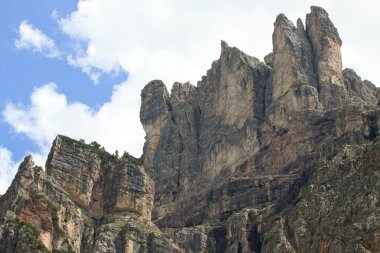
[1,6,380,253]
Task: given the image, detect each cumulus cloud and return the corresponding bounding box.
[0,147,18,194]
[59,0,380,86]
[59,0,269,85]
[4,0,380,174]
[0,147,48,194]
[3,82,145,158]
[15,20,61,58]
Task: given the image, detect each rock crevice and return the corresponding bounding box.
[1,5,380,253]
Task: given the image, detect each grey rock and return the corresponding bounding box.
[139,6,380,253]
[272,14,317,100]
[306,6,347,109]
[263,53,273,67]
[262,142,380,252]
[343,68,378,107]
[46,135,154,219]
[0,137,178,253]
[140,41,273,230]
[1,5,380,253]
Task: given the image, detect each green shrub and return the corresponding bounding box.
[48,202,64,237]
[9,219,50,253]
[326,149,338,161]
[292,196,302,206]
[272,214,285,222]
[58,135,116,162]
[14,196,26,206]
[121,151,141,166]
[58,135,141,165]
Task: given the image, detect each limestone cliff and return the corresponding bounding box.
[262,140,380,253]
[0,136,178,253]
[1,5,380,253]
[140,6,380,252]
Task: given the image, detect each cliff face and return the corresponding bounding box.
[0,136,178,253]
[262,141,380,253]
[1,5,380,253]
[46,136,153,220]
[139,6,380,252]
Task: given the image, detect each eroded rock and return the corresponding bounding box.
[1,5,380,253]
[262,142,380,252]
[0,137,178,253]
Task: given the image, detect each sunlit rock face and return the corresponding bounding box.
[0,137,178,253]
[262,142,380,253]
[1,6,380,253]
[140,5,380,252]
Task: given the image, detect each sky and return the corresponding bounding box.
[0,0,379,194]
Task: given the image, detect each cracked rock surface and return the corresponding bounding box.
[1,6,380,253]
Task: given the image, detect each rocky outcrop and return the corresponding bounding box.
[344,68,379,107]
[0,136,178,253]
[46,135,154,219]
[271,15,317,101]
[1,5,380,253]
[268,13,322,126]
[267,6,355,125]
[306,6,343,87]
[140,41,274,230]
[139,5,380,253]
[306,6,346,110]
[262,140,380,252]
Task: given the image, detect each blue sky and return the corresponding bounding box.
[0,1,127,160]
[0,0,379,193]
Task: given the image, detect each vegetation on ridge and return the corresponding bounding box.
[4,218,50,253]
[57,135,141,165]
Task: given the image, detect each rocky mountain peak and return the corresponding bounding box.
[140,79,170,125]
[274,13,292,28]
[19,155,35,171]
[272,10,317,102]
[1,6,380,253]
[137,6,379,252]
[296,18,305,32]
[306,6,344,103]
[0,135,177,252]
[219,40,260,69]
[307,6,342,45]
[46,135,154,219]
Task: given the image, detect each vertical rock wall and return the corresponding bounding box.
[46,135,154,219]
[0,136,179,253]
[139,6,380,252]
[0,5,379,253]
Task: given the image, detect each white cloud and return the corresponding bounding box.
[0,147,48,194]
[0,147,19,194]
[3,82,145,158]
[3,0,380,179]
[15,20,61,58]
[58,0,380,86]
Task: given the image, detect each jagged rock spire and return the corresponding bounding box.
[306,6,343,87]
[272,13,317,100]
[1,6,380,253]
[270,6,347,114]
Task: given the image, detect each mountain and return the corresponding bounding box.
[1,6,379,253]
